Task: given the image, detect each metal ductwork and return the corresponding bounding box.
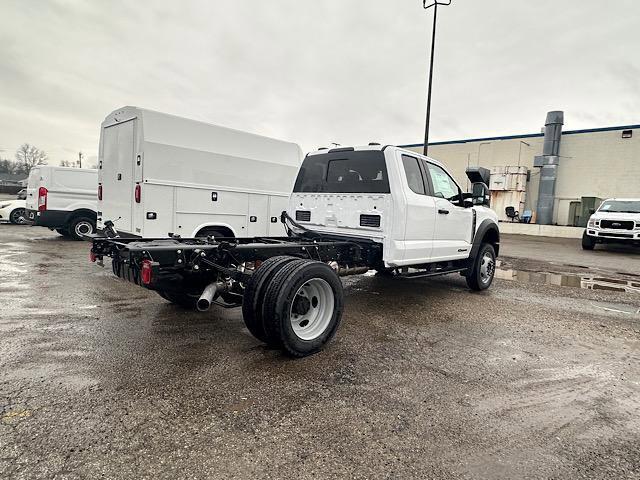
[534,111,564,225]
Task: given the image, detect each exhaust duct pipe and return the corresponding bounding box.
[197,282,221,312]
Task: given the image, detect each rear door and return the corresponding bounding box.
[101,119,136,232]
[424,161,473,261]
[399,154,436,263]
[26,167,42,211]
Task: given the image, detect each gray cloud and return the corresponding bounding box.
[0,0,638,163]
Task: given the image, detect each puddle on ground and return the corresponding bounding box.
[496,267,640,294]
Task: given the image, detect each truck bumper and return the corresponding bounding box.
[585,228,640,244]
[27,209,70,229]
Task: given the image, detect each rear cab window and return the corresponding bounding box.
[401,155,426,195]
[294,150,390,193]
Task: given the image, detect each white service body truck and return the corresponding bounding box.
[26,165,98,239]
[582,198,640,249]
[91,145,499,357]
[97,107,303,239]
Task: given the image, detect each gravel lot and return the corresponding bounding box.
[1,225,639,479]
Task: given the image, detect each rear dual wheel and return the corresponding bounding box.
[242,257,344,357]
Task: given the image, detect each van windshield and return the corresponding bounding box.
[599,200,640,213]
[293,150,390,193]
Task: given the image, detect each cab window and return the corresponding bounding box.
[401,155,425,195]
[426,163,460,201]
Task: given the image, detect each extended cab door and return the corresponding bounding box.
[423,161,473,261]
[399,154,436,263]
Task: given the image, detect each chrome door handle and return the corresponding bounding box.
[438,209,449,214]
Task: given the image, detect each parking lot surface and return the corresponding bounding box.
[1,225,639,479]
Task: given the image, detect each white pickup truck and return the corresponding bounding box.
[582,198,640,249]
[91,145,500,357]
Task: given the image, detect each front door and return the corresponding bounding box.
[424,161,473,261]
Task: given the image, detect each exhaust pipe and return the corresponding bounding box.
[197,282,220,312]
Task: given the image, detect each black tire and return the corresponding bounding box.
[67,216,95,241]
[9,208,27,225]
[582,232,596,250]
[465,243,496,291]
[241,256,299,343]
[261,260,344,357]
[196,227,232,239]
[156,290,199,309]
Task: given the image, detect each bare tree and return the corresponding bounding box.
[15,144,48,173]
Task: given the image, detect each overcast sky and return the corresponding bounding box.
[1,0,638,165]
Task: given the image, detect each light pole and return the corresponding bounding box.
[422,0,452,156]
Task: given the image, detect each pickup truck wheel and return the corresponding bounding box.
[242,256,299,343]
[68,217,95,241]
[466,243,496,291]
[262,260,344,357]
[582,232,596,250]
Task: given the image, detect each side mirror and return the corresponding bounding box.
[471,182,490,206]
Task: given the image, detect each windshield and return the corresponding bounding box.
[598,200,640,213]
[293,150,390,193]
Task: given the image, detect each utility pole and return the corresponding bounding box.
[422,0,452,156]
[78,151,83,169]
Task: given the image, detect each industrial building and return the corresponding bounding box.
[402,112,640,226]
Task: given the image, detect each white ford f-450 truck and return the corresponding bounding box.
[91,145,499,357]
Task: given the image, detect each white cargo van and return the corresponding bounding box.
[97,107,303,238]
[26,166,98,240]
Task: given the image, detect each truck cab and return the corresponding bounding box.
[288,145,499,270]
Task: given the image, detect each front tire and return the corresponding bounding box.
[68,217,95,241]
[9,208,27,225]
[582,232,596,250]
[465,243,496,291]
[261,260,344,357]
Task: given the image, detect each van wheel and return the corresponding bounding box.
[68,217,95,240]
[261,260,344,357]
[465,243,496,291]
[9,208,27,225]
[242,256,299,343]
[582,232,596,250]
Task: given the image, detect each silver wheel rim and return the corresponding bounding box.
[479,252,495,284]
[12,209,26,224]
[75,221,93,236]
[290,278,335,341]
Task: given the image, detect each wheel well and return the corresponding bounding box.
[67,209,97,223]
[482,228,500,256]
[195,226,235,238]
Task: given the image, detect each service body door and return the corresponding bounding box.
[247,194,269,237]
[424,161,473,261]
[101,119,136,233]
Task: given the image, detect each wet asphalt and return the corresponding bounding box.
[1,225,639,479]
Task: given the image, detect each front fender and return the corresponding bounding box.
[470,219,500,259]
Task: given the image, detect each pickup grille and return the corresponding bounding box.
[600,220,634,230]
[360,214,381,228]
[296,210,311,222]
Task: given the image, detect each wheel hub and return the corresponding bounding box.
[289,278,335,341]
